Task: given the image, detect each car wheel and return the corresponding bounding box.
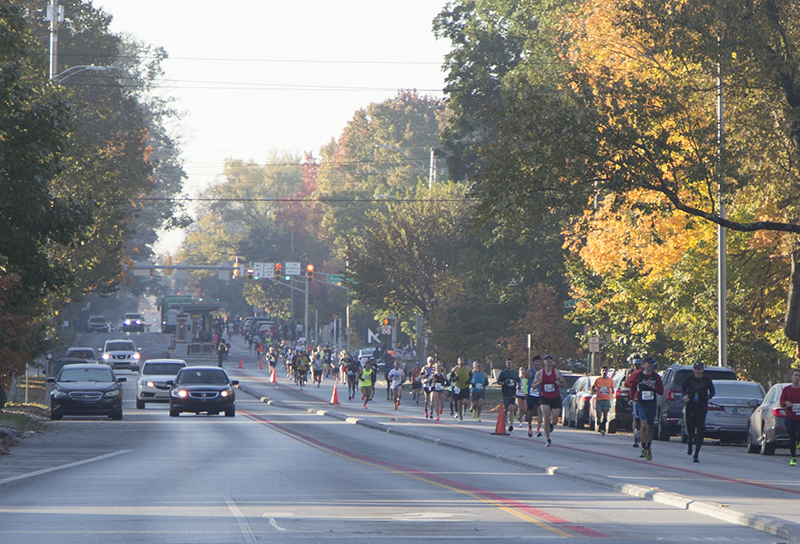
[110,409,123,420]
[169,408,180,417]
[208,411,220,416]
[760,432,776,455]
[746,430,761,454]
[680,426,688,444]
[656,413,671,441]
[136,399,145,409]
[50,410,63,421]
[225,407,235,417]
[576,414,586,429]
[607,419,618,434]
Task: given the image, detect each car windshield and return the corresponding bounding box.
[67,350,94,359]
[143,363,185,376]
[106,342,135,351]
[59,367,115,382]
[712,382,764,399]
[177,369,229,385]
[89,317,105,323]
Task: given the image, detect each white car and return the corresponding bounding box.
[101,339,141,371]
[136,359,187,409]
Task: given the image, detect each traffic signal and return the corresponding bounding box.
[383,318,389,326]
[306,263,314,282]
[274,262,282,280]
[246,268,254,280]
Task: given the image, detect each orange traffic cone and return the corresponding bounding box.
[330,384,339,405]
[259,357,264,370]
[270,368,277,383]
[238,357,243,369]
[491,406,508,435]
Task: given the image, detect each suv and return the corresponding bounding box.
[655,363,737,441]
[101,339,142,371]
[65,347,99,363]
[123,313,145,333]
[87,315,111,333]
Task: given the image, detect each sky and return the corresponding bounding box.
[92,1,453,253]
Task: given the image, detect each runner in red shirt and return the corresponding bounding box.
[779,368,800,467]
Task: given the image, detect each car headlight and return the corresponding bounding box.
[171,389,188,398]
[146,381,155,388]
[52,390,69,399]
[104,390,121,399]
[102,353,111,360]
[221,390,229,397]
[133,353,141,360]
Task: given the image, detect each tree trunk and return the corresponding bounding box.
[784,249,800,342]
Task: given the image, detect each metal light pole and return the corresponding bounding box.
[717,49,727,368]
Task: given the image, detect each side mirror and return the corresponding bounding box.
[166,380,175,386]
[47,377,56,383]
[748,398,761,407]
[567,388,576,395]
[117,377,127,383]
[231,380,240,386]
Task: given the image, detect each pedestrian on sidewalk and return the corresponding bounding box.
[780,368,800,467]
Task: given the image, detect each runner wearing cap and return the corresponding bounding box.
[625,356,663,460]
[496,358,521,433]
[422,357,436,418]
[681,361,715,463]
[470,360,489,422]
[592,366,614,435]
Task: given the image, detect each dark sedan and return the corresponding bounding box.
[747,383,791,455]
[168,366,238,417]
[48,364,126,420]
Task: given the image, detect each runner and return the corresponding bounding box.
[592,366,615,435]
[531,355,568,446]
[359,360,375,409]
[628,355,643,447]
[780,368,800,467]
[388,360,406,409]
[451,357,472,422]
[431,363,448,421]
[496,358,521,433]
[295,350,310,389]
[526,356,543,437]
[682,361,715,463]
[345,356,360,401]
[410,363,423,404]
[625,356,663,460]
[311,350,324,387]
[470,360,489,422]
[422,357,436,418]
[516,366,528,428]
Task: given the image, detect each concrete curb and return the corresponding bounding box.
[239,384,800,541]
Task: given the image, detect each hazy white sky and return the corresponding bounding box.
[94,0,451,197]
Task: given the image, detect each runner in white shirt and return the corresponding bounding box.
[388,360,406,409]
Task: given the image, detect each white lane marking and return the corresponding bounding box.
[224,496,257,543]
[268,517,286,531]
[0,450,131,486]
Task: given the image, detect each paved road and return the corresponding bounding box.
[0,334,796,543]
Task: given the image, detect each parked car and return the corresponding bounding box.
[122,312,145,333]
[101,339,142,371]
[563,376,597,429]
[655,363,738,441]
[47,363,126,420]
[681,380,765,444]
[168,366,238,417]
[86,315,111,333]
[357,347,380,366]
[65,347,99,363]
[747,383,791,455]
[136,359,188,409]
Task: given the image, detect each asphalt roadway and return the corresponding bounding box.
[216,337,800,542]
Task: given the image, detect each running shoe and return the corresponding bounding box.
[363,404,368,409]
[535,430,542,437]
[599,429,605,436]
[639,448,646,458]
[645,449,652,461]
[394,405,398,410]
[518,422,525,428]
[436,415,440,421]
[527,426,532,438]
[425,410,428,418]
[459,416,463,422]
[508,425,514,432]
[476,417,481,422]
[791,457,797,467]
[633,441,640,448]
[693,456,699,463]
[546,439,551,447]
[687,444,693,456]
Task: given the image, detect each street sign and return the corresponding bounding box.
[285,261,301,276]
[327,274,343,283]
[564,299,578,309]
[367,328,381,345]
[263,262,275,279]
[589,336,600,353]
[381,325,392,335]
[252,262,264,278]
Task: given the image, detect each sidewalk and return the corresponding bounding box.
[224,338,800,542]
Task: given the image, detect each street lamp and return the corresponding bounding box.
[50,64,122,85]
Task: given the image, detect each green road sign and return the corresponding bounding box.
[326,274,344,283]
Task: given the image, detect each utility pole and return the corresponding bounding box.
[46,0,64,81]
[717,44,727,368]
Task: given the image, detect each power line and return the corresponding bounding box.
[130,196,473,203]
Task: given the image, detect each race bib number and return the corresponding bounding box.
[543,384,555,393]
[505,379,515,387]
[640,390,655,401]
[792,404,800,414]
[600,386,609,395]
[434,383,444,391]
[453,387,461,395]
[474,384,484,391]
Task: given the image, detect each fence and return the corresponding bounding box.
[8,376,48,404]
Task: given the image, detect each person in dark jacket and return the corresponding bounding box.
[682,361,715,463]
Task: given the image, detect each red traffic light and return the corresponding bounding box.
[306,264,314,272]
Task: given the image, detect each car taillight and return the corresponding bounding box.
[773,407,786,418]
[582,394,593,400]
[615,390,626,399]
[667,390,682,401]
[707,402,724,411]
